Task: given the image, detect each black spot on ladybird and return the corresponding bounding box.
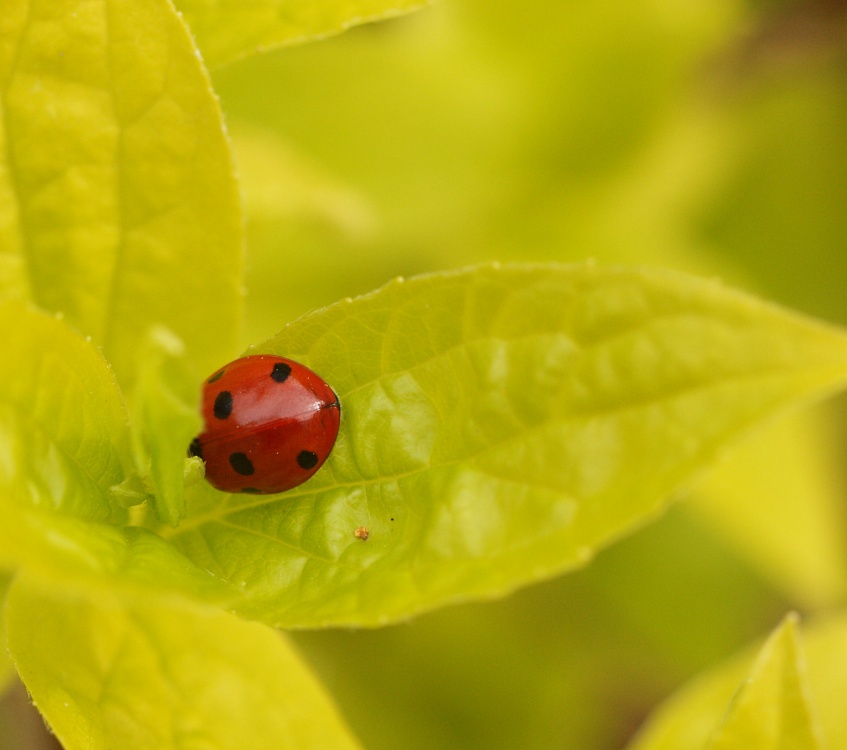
[188,437,203,459]
[297,450,318,469]
[230,452,254,476]
[207,369,226,384]
[214,391,233,420]
[271,362,292,383]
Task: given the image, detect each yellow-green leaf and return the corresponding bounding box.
[176,0,433,68]
[0,501,231,605]
[5,573,362,750]
[0,0,242,387]
[627,612,847,750]
[132,327,203,526]
[0,301,130,523]
[165,264,847,627]
[706,614,822,750]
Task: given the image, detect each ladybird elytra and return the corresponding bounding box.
[189,355,340,494]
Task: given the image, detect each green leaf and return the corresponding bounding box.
[0,301,130,523]
[0,309,225,591]
[132,327,203,526]
[164,264,847,627]
[0,0,242,387]
[627,612,845,750]
[705,614,822,750]
[176,0,433,68]
[5,573,362,750]
[0,501,231,605]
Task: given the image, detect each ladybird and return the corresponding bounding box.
[189,355,340,494]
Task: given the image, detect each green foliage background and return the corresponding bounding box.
[1,0,847,748]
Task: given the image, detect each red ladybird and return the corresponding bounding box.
[189,355,340,494]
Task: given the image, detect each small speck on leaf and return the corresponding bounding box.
[354,526,369,541]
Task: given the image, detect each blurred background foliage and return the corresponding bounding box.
[221,0,847,341]
[7,0,847,747]
[203,0,847,746]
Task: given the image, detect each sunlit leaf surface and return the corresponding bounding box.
[165,264,847,627]
[0,0,242,386]
[5,573,362,750]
